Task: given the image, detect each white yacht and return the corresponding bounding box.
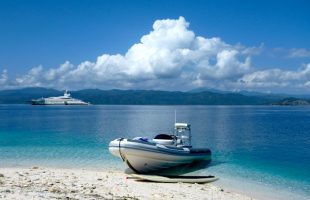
[31,90,89,105]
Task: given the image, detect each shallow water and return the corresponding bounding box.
[0,105,309,199]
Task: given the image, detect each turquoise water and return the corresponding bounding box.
[0,105,309,199]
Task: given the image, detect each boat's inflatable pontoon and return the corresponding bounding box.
[109,123,211,173]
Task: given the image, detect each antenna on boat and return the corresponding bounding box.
[174,110,177,124]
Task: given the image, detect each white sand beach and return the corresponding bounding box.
[0,167,255,200]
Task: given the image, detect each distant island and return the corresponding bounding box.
[0,87,309,105]
[271,98,310,106]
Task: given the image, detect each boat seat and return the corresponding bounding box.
[154,134,174,140]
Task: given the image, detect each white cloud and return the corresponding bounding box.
[0,69,8,86]
[15,66,44,87]
[1,17,309,93]
[141,17,195,50]
[238,64,310,91]
[240,43,264,55]
[289,48,310,58]
[6,16,254,90]
[198,49,251,80]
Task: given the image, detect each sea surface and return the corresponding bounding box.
[0,105,309,199]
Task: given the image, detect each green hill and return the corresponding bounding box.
[0,87,304,105]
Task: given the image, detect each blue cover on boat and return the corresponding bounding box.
[133,136,149,142]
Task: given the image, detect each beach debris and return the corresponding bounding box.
[70,189,77,193]
[32,166,39,170]
[0,173,4,178]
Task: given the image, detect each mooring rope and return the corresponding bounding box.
[118,138,125,161]
[118,138,141,174]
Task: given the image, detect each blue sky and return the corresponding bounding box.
[0,0,310,94]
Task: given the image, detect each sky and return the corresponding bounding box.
[0,0,310,94]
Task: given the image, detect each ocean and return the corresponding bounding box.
[0,105,309,199]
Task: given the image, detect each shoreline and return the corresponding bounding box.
[0,166,254,200]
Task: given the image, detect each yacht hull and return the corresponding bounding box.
[31,90,89,105]
[109,138,211,173]
[31,101,88,105]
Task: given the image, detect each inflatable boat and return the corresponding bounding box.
[109,123,211,173]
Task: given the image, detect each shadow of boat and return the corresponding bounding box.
[125,159,213,176]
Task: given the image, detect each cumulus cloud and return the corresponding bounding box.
[1,17,309,93]
[4,17,254,90]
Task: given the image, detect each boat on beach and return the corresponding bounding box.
[109,123,211,173]
[31,90,89,105]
